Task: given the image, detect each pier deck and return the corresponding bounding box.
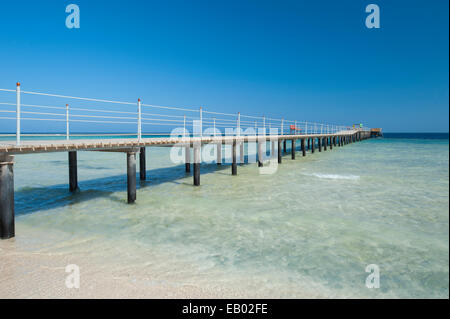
[0,132,359,154]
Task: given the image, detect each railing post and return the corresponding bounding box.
[66,104,70,140]
[263,116,266,136]
[183,115,186,137]
[137,98,142,141]
[305,121,308,135]
[16,82,21,146]
[213,117,216,136]
[237,112,240,136]
[199,106,203,137]
[281,118,284,136]
[294,120,297,135]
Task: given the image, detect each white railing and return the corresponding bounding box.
[0,83,362,146]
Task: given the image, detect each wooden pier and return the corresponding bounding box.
[0,130,371,239]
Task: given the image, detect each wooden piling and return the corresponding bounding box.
[311,138,315,153]
[127,152,136,204]
[0,155,14,239]
[194,145,201,186]
[240,141,244,164]
[185,145,191,173]
[291,139,295,159]
[278,139,282,164]
[68,151,78,192]
[232,140,237,176]
[258,140,263,167]
[139,147,146,181]
[324,137,327,151]
[329,137,333,150]
[283,139,287,154]
[318,138,322,152]
[301,138,306,156]
[217,142,222,166]
[308,138,311,150]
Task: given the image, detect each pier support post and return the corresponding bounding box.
[311,138,315,153]
[185,145,191,173]
[127,152,137,204]
[278,139,282,164]
[301,138,306,156]
[323,137,327,151]
[217,142,222,165]
[283,139,287,154]
[68,151,78,192]
[291,139,295,159]
[329,137,333,150]
[0,155,14,239]
[240,141,244,164]
[232,140,237,176]
[308,138,311,150]
[318,138,322,152]
[258,140,263,167]
[271,141,275,159]
[333,136,336,147]
[139,147,146,181]
[194,145,201,186]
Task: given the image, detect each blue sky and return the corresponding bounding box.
[0,0,448,132]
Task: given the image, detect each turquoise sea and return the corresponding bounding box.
[1,133,449,298]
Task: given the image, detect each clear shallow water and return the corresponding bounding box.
[3,136,449,298]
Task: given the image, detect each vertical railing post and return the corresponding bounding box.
[213,117,216,137]
[66,104,70,140]
[16,82,21,146]
[263,116,266,136]
[183,115,186,138]
[137,98,142,141]
[199,106,203,138]
[237,112,240,136]
[294,120,297,135]
[305,121,308,135]
[281,118,284,136]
